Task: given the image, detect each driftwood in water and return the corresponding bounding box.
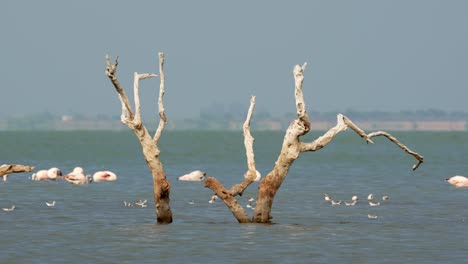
[206,63,424,224]
[105,53,172,224]
[0,164,35,176]
[0,164,35,180]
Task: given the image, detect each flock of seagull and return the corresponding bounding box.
[2,200,57,212]
[324,193,390,219]
[2,199,149,212]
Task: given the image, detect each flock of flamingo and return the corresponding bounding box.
[29,166,117,184]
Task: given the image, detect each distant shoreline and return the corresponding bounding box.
[0,119,466,131]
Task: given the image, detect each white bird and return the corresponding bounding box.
[135,200,147,207]
[123,201,133,207]
[92,171,117,182]
[331,200,342,205]
[345,200,357,206]
[208,195,218,204]
[47,167,62,180]
[63,167,90,185]
[246,204,255,209]
[323,194,331,202]
[2,174,8,181]
[45,201,56,207]
[368,214,378,219]
[367,194,374,200]
[2,205,15,211]
[446,175,468,187]
[244,170,261,182]
[188,200,195,205]
[248,197,255,203]
[177,170,206,181]
[32,167,62,181]
[369,201,380,206]
[352,195,359,201]
[382,195,389,201]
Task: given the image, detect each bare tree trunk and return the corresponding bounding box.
[105,53,172,224]
[0,164,35,176]
[251,64,424,223]
[204,63,424,224]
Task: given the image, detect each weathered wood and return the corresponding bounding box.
[204,96,263,223]
[105,53,172,224]
[153,52,167,150]
[204,177,251,223]
[0,164,35,176]
[229,96,259,196]
[251,63,424,223]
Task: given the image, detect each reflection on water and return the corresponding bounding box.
[0,131,467,263]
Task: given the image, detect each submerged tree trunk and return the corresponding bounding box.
[206,63,424,224]
[105,53,172,224]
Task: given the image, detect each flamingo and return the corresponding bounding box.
[92,171,117,182]
[446,175,468,187]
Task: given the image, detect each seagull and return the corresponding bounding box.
[382,195,389,201]
[369,201,380,206]
[246,204,255,210]
[367,194,374,200]
[135,199,147,207]
[368,214,378,219]
[123,201,133,207]
[345,195,358,206]
[323,194,332,202]
[331,200,342,205]
[2,205,15,211]
[248,197,255,203]
[177,170,206,181]
[2,174,8,181]
[45,201,56,207]
[208,195,218,204]
[188,200,195,205]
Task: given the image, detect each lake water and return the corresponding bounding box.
[0,130,467,263]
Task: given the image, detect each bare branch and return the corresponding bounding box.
[0,164,35,176]
[301,114,424,170]
[294,63,310,132]
[229,96,258,196]
[105,55,134,122]
[154,52,167,147]
[367,131,424,170]
[133,72,157,127]
[204,177,251,223]
[300,114,348,152]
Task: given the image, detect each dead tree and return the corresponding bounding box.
[105,53,172,224]
[205,63,424,224]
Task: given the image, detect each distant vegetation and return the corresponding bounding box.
[1,109,467,131]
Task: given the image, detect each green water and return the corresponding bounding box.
[0,131,467,263]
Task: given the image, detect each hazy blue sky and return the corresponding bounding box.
[2,1,467,120]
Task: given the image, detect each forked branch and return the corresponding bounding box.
[300,114,424,170]
[154,52,167,147]
[229,96,259,196]
[204,96,260,223]
[105,55,134,121]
